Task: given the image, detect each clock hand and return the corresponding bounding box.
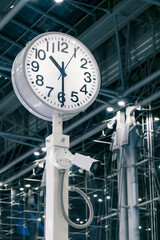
[57,47,79,80]
[61,61,65,107]
[49,56,67,77]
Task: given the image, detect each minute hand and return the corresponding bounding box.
[57,47,79,80]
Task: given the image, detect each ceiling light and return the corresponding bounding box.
[106,107,114,112]
[80,221,83,224]
[42,147,46,152]
[34,151,40,156]
[139,226,142,229]
[10,5,14,9]
[93,194,98,198]
[154,117,159,121]
[20,187,24,191]
[106,195,111,200]
[138,198,142,202]
[37,218,41,222]
[118,100,125,107]
[76,218,80,222]
[98,198,103,202]
[25,184,31,188]
[38,162,44,168]
[55,0,63,3]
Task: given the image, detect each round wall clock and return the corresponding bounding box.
[12,32,101,121]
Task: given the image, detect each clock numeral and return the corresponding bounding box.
[80,84,88,95]
[84,72,91,83]
[58,92,66,104]
[46,86,54,97]
[80,58,87,69]
[31,61,39,72]
[35,49,46,60]
[57,41,68,54]
[71,91,79,102]
[36,75,44,86]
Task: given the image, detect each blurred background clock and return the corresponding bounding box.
[12,32,101,121]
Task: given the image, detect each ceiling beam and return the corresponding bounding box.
[0,0,30,31]
[27,2,76,32]
[78,0,151,51]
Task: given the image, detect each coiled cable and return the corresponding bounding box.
[59,169,94,229]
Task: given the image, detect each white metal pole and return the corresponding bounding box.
[45,113,69,240]
[112,111,128,240]
[126,107,140,240]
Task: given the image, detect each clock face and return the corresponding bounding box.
[24,32,100,113]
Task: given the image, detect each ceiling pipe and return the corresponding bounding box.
[0,66,11,72]
[122,70,160,98]
[0,145,43,175]
[70,122,107,148]
[0,0,30,31]
[139,90,160,106]
[2,162,39,185]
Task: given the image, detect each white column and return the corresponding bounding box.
[45,113,69,240]
[126,107,140,240]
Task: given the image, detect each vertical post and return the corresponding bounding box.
[112,107,140,240]
[113,111,128,240]
[126,107,140,240]
[117,111,128,240]
[45,113,69,240]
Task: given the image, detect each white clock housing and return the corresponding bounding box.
[12,32,101,121]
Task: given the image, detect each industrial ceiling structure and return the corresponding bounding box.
[0,0,160,239]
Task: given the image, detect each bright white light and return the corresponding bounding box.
[76,218,80,222]
[20,187,24,191]
[34,187,39,190]
[25,184,31,188]
[80,221,83,224]
[38,162,44,168]
[106,195,111,200]
[118,100,125,107]
[34,151,40,156]
[55,0,63,3]
[138,198,142,202]
[10,5,14,8]
[98,198,103,202]
[41,147,46,152]
[139,226,142,229]
[159,166,160,169]
[93,194,98,198]
[43,215,45,218]
[148,228,151,231]
[37,218,41,222]
[106,107,114,112]
[154,117,159,121]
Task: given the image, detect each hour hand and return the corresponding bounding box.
[49,56,67,77]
